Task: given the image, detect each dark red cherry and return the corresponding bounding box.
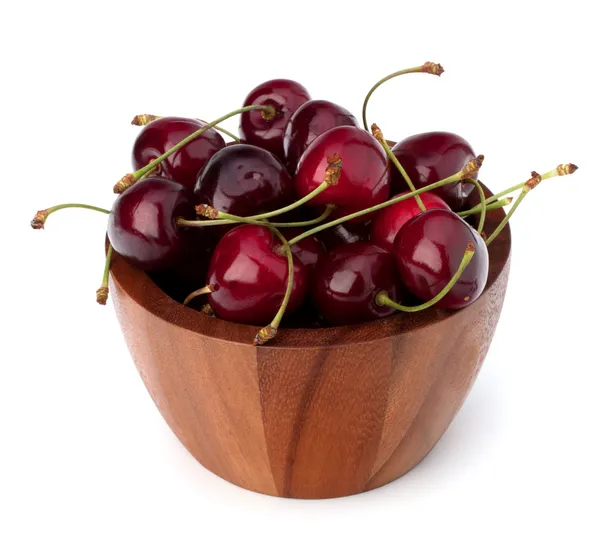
[283,99,358,174]
[194,144,295,216]
[319,221,371,250]
[370,191,450,252]
[282,228,325,274]
[132,116,225,191]
[239,79,311,160]
[295,126,390,222]
[394,209,488,309]
[311,242,403,326]
[391,132,477,210]
[107,177,195,271]
[207,225,308,325]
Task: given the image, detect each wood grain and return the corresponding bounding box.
[109,183,511,499]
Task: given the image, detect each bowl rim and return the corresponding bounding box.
[109,182,511,349]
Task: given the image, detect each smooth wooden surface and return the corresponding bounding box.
[109,185,511,499]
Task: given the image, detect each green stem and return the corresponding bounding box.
[376,241,475,312]
[253,228,294,346]
[115,105,275,192]
[375,125,425,211]
[31,203,110,229]
[485,187,529,246]
[459,197,512,218]
[183,284,214,306]
[197,119,240,142]
[361,62,444,131]
[464,178,487,234]
[177,205,336,229]
[96,244,113,305]
[286,162,479,247]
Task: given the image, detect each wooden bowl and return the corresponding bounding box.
[109,185,511,499]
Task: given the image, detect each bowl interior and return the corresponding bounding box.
[109,182,511,348]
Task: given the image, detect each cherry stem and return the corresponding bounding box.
[254,228,294,346]
[287,155,484,247]
[361,61,444,131]
[459,197,512,218]
[114,104,275,193]
[196,153,343,222]
[96,244,113,305]
[376,241,475,312]
[131,114,240,142]
[372,123,426,212]
[485,164,579,246]
[183,284,214,306]
[177,205,336,229]
[480,163,579,207]
[463,178,487,234]
[31,203,110,229]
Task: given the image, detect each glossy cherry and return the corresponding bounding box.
[394,209,488,309]
[283,99,358,174]
[107,177,195,271]
[239,79,311,160]
[207,225,308,325]
[295,126,390,222]
[391,132,477,210]
[282,228,325,275]
[132,116,225,191]
[370,191,450,252]
[194,144,295,216]
[319,221,371,250]
[311,242,403,325]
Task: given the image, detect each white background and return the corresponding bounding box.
[2,1,599,546]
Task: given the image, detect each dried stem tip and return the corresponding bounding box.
[31,209,49,229]
[524,171,543,191]
[422,61,444,76]
[131,114,160,126]
[371,123,384,143]
[201,303,215,317]
[253,325,278,346]
[260,106,277,121]
[556,163,578,176]
[113,173,137,194]
[324,152,343,186]
[195,204,219,219]
[460,155,485,178]
[96,286,109,305]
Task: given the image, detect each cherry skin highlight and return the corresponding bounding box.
[394,209,488,309]
[107,177,195,271]
[239,79,311,160]
[391,131,477,210]
[311,242,404,325]
[207,225,308,325]
[282,228,325,275]
[132,117,225,191]
[295,126,390,222]
[283,99,358,174]
[320,221,371,250]
[370,191,450,252]
[194,144,295,216]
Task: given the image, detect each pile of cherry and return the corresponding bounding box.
[32,62,577,345]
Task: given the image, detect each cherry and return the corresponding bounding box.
[207,225,308,325]
[194,144,295,217]
[295,126,390,222]
[320,221,371,250]
[239,79,311,160]
[370,191,450,252]
[283,99,358,174]
[107,177,195,271]
[391,132,477,210]
[132,116,225,191]
[282,228,325,274]
[394,209,488,309]
[311,242,403,325]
